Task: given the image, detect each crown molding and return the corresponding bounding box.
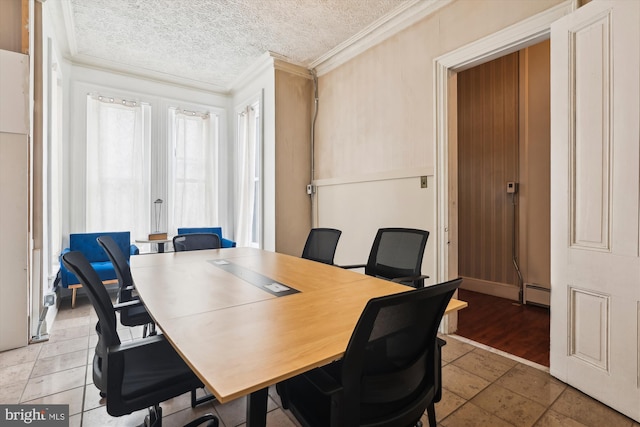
[273,57,312,80]
[311,0,452,76]
[228,51,276,93]
[69,54,229,95]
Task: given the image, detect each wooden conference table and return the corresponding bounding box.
[130,247,467,427]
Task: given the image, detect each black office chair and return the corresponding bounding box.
[277,277,462,427]
[97,235,156,337]
[342,228,430,288]
[61,251,218,427]
[301,228,342,265]
[172,232,221,407]
[173,233,221,252]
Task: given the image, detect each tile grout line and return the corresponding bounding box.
[439,342,556,427]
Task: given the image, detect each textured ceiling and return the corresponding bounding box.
[66,0,414,91]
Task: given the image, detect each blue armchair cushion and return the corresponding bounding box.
[58,231,139,288]
[177,227,236,248]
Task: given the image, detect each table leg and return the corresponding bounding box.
[246,388,268,427]
[157,242,165,253]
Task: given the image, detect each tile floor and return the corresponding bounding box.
[1,296,639,427]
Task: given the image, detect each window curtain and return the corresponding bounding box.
[235,105,258,247]
[168,108,218,235]
[85,95,150,239]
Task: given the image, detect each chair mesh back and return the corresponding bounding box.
[342,278,461,408]
[301,228,342,264]
[61,252,121,350]
[367,228,429,280]
[173,233,221,252]
[97,235,134,301]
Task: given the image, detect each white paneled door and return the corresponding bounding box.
[550,0,640,421]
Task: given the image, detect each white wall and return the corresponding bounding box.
[317,174,435,280]
[313,0,566,282]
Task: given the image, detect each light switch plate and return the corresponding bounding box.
[420,176,428,188]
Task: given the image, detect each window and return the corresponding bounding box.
[83,95,223,248]
[236,100,261,247]
[168,108,218,234]
[85,94,151,239]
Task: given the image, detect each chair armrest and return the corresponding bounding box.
[113,299,143,311]
[117,285,137,304]
[337,264,366,270]
[130,244,140,256]
[59,248,71,264]
[109,333,165,354]
[221,238,236,248]
[301,367,343,396]
[390,274,430,283]
[58,249,74,287]
[58,249,71,268]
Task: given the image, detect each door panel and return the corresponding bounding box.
[550,0,640,421]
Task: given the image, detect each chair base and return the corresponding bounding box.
[141,405,161,427]
[140,404,219,427]
[68,279,118,308]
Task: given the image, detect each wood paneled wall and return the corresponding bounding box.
[457,52,519,287]
[519,41,551,290]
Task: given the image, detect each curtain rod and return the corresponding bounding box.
[88,92,138,108]
[172,107,210,119]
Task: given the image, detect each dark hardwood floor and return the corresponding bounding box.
[456,289,550,366]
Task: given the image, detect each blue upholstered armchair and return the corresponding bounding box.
[59,231,139,307]
[176,227,236,248]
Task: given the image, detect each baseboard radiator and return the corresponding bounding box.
[523,283,550,308]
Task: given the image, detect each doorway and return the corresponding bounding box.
[453,42,551,366]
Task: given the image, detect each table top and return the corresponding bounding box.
[130,247,467,403]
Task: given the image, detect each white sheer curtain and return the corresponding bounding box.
[168,108,218,235]
[235,103,260,247]
[85,95,150,238]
